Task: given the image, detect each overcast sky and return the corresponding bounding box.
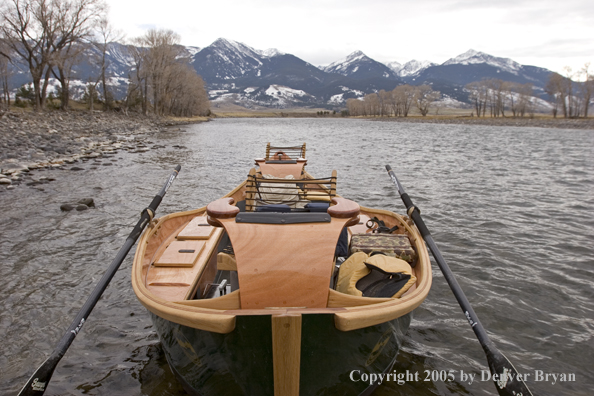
[105,0,593,76]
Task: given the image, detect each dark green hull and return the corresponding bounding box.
[152,312,412,396]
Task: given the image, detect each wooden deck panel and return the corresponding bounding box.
[146,219,224,301]
[177,216,215,240]
[154,240,206,267]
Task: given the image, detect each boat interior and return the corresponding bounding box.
[138,143,430,320]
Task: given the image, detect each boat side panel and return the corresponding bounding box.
[152,312,411,396]
[299,313,411,396]
[152,313,274,396]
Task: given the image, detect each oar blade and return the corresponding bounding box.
[486,348,534,396]
[18,356,58,396]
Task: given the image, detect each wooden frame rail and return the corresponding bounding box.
[265,142,306,161]
[245,169,337,212]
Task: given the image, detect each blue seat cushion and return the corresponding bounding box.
[305,202,330,212]
[255,204,292,212]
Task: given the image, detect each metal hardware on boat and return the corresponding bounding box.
[219,279,228,296]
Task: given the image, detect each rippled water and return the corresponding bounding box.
[1,118,593,396]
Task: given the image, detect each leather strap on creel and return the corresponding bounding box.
[366,216,399,234]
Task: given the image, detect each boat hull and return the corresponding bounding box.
[152,311,412,396]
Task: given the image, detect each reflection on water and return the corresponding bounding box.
[1,118,593,395]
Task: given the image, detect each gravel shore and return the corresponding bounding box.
[0,109,200,191]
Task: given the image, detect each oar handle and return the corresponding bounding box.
[18,165,182,396]
[385,165,533,396]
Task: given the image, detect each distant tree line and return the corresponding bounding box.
[346,85,440,117]
[465,65,593,119]
[0,0,210,117]
[465,79,534,118]
[545,65,593,118]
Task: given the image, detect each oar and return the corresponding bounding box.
[385,165,533,396]
[18,165,182,396]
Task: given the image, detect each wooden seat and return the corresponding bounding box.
[255,158,307,178]
[254,142,308,178]
[206,197,360,309]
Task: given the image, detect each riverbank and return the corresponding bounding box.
[369,115,594,130]
[0,109,208,190]
[213,110,594,129]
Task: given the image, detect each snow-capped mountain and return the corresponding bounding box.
[443,49,522,75]
[191,40,405,107]
[392,60,437,77]
[409,49,553,101]
[321,51,399,80]
[191,38,266,82]
[8,38,557,109]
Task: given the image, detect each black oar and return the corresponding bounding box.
[19,165,182,396]
[385,165,533,396]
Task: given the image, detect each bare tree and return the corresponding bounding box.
[516,83,533,117]
[346,98,364,116]
[1,0,54,109]
[545,73,563,118]
[484,79,506,117]
[1,0,106,110]
[0,47,13,108]
[128,29,209,117]
[546,72,574,118]
[466,81,488,117]
[393,85,416,117]
[126,43,149,114]
[378,89,391,116]
[415,85,440,116]
[51,41,87,109]
[91,18,123,110]
[577,63,593,118]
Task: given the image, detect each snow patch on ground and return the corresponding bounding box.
[265,85,308,98]
[329,93,344,104]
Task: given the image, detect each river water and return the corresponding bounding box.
[1,118,593,396]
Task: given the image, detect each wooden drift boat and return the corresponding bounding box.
[132,143,432,396]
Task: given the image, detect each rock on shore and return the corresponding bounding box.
[0,109,192,190]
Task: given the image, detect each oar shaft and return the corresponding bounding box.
[385,165,533,396]
[19,165,181,396]
[387,165,492,346]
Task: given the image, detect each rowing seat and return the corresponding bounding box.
[254,142,308,178]
[206,197,360,309]
[255,157,307,178]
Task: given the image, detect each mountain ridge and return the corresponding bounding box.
[9,37,556,110]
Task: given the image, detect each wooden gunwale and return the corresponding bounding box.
[132,176,431,334]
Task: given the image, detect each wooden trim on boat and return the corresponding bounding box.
[327,289,392,308]
[174,290,241,310]
[272,313,302,396]
[132,179,432,334]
